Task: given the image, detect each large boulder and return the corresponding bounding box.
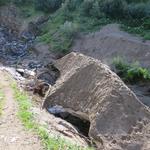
[43,52,150,149]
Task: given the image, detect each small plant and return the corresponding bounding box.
[59,21,78,37]
[113,57,130,79]
[143,32,150,40]
[113,57,150,84]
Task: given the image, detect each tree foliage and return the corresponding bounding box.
[34,0,62,13]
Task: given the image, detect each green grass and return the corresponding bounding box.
[11,83,94,150]
[0,89,4,116]
[113,57,150,84]
[36,5,111,54]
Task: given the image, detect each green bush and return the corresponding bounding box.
[126,0,148,3]
[143,19,150,29]
[64,0,83,11]
[35,0,62,13]
[113,57,150,83]
[81,0,94,15]
[127,3,150,19]
[59,21,78,37]
[13,0,34,5]
[100,0,128,19]
[113,57,130,79]
[0,0,9,5]
[50,21,78,54]
[127,66,150,83]
[39,21,79,54]
[89,1,104,18]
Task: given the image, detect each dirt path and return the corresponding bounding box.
[0,70,42,150]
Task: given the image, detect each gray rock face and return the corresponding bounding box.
[43,52,150,149]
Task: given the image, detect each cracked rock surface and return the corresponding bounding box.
[44,52,150,150]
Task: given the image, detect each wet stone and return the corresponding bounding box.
[0,26,34,64]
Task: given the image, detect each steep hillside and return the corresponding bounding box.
[1,0,150,55]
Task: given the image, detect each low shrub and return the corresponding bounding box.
[0,0,9,5]
[64,0,83,11]
[39,21,78,54]
[50,21,78,54]
[113,57,150,84]
[34,0,62,13]
[100,0,127,19]
[80,0,104,18]
[81,0,94,16]
[143,19,150,29]
[126,0,148,3]
[89,1,104,18]
[127,3,150,19]
[59,21,78,37]
[13,0,33,5]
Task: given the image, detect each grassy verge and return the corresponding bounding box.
[11,83,93,150]
[0,89,4,116]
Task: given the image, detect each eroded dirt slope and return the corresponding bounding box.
[72,24,150,68]
[72,24,150,107]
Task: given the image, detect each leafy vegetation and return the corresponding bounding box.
[12,83,93,150]
[1,0,150,53]
[36,0,150,53]
[38,20,79,54]
[113,57,150,84]
[34,0,62,13]
[0,0,9,5]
